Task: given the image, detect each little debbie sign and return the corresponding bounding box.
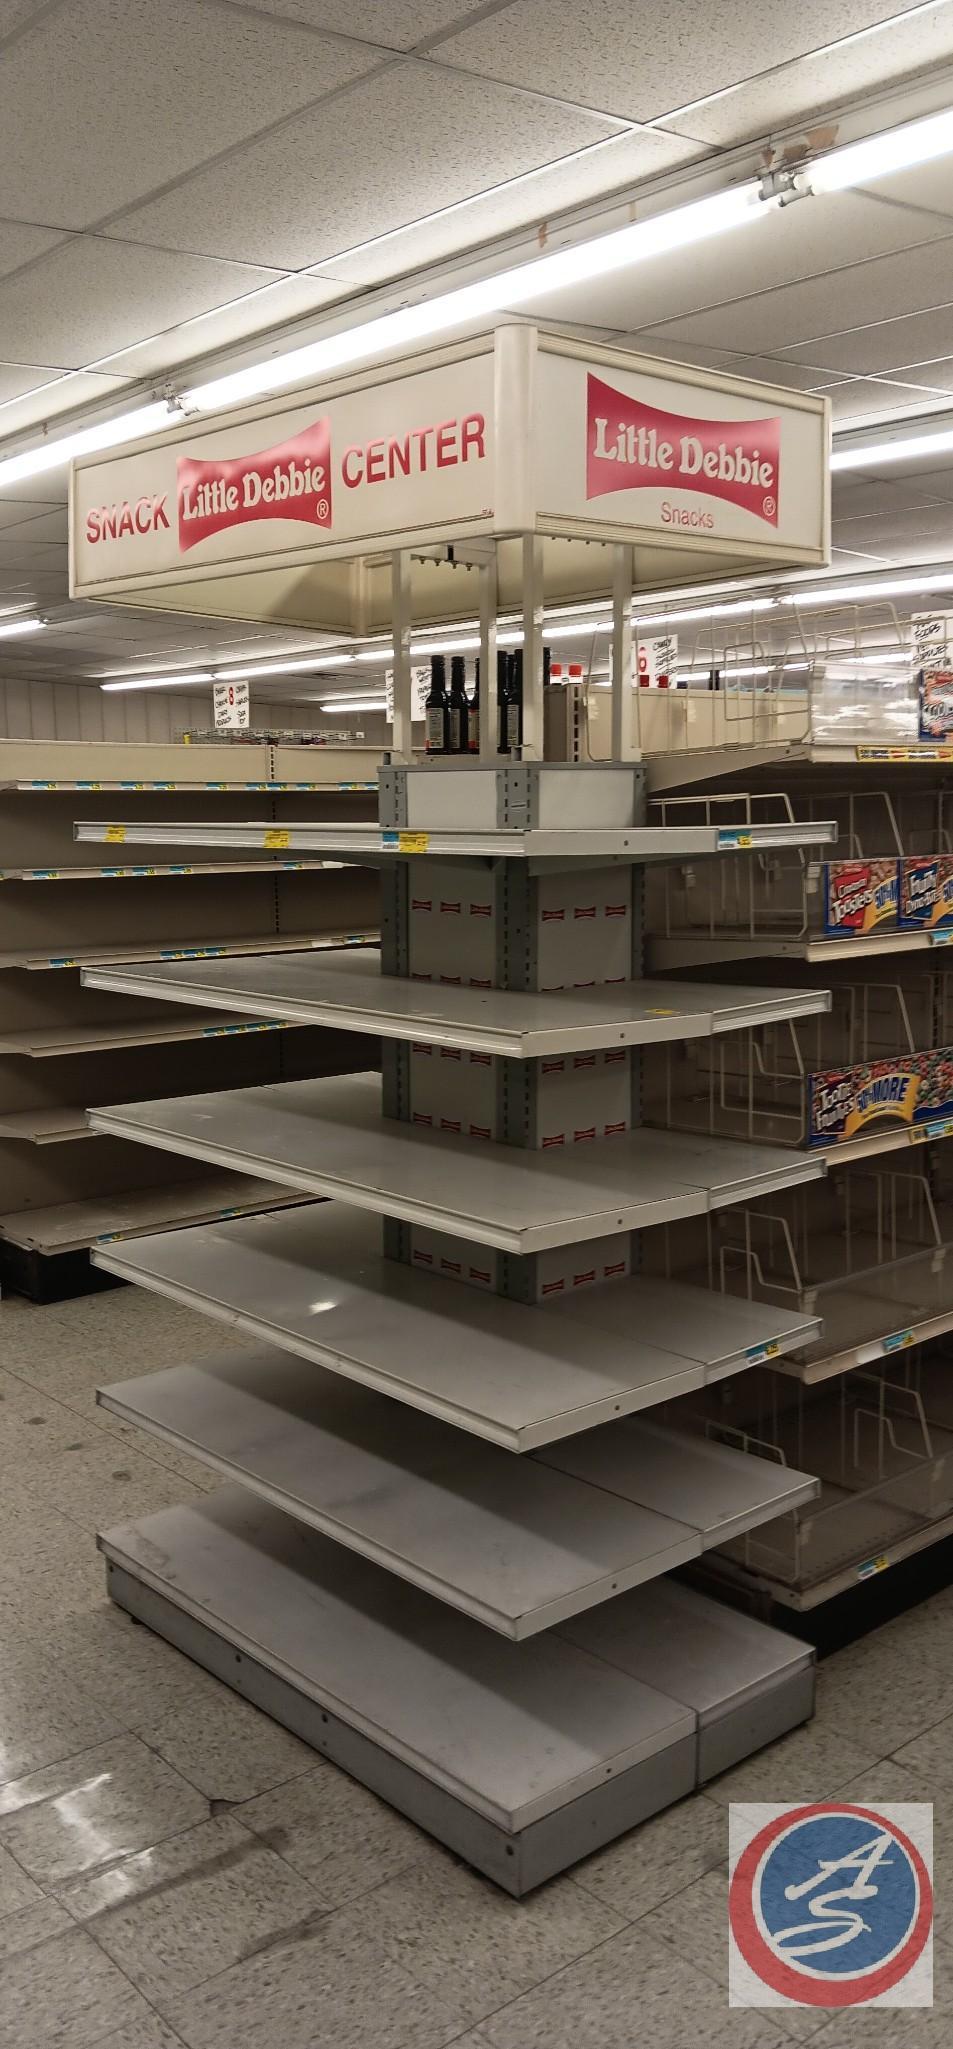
[586,373,781,527]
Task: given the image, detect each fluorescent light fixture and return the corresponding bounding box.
[635,598,777,627]
[787,572,953,606]
[319,695,387,712]
[215,655,352,680]
[809,106,953,197]
[185,184,771,414]
[832,423,953,471]
[0,615,44,639]
[0,402,176,490]
[101,669,213,692]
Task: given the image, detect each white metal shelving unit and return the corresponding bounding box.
[639,736,953,1612]
[67,321,834,1890]
[0,737,379,1296]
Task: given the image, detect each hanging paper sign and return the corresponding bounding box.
[213,679,250,729]
[636,634,678,687]
[384,666,431,724]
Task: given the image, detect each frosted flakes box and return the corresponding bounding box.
[808,1047,953,1146]
[822,858,899,935]
[919,670,953,740]
[899,855,953,930]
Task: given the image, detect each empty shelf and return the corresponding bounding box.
[98,1349,707,1637]
[558,1580,813,1779]
[88,1073,824,1253]
[75,817,837,861]
[538,1419,817,1543]
[651,930,944,968]
[0,1014,308,1058]
[0,1176,307,1254]
[100,1487,697,1833]
[90,1206,820,1450]
[80,951,829,1058]
[0,859,341,882]
[0,1107,96,1144]
[4,929,378,973]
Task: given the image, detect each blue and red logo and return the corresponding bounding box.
[729,1803,933,2008]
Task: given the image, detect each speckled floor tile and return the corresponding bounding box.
[15,1436,204,1534]
[137,1687,314,1803]
[0,1842,41,1919]
[44,1605,229,1731]
[893,1710,953,1796]
[95,2018,188,2049]
[0,1895,154,2048]
[331,1847,626,2027]
[164,1912,469,2049]
[0,1550,106,1645]
[0,1734,209,1886]
[238,1763,427,1907]
[572,1789,726,1919]
[0,1642,123,1783]
[0,1368,95,1469]
[639,1868,831,2042]
[57,1812,323,2006]
[474,1918,780,2048]
[814,1633,953,1753]
[702,1717,878,1807]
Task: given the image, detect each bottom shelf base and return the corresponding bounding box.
[0,1237,126,1304]
[101,1488,814,1895]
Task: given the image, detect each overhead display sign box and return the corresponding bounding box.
[70,325,830,634]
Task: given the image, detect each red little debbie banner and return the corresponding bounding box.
[177,419,332,552]
[586,373,781,527]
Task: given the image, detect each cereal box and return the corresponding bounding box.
[808,1048,953,1145]
[919,670,953,740]
[822,859,899,935]
[899,855,953,930]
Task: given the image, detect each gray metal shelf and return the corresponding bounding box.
[1,929,378,974]
[97,1349,811,1638]
[650,930,947,968]
[558,1578,814,1783]
[89,1205,821,1450]
[79,951,829,1059]
[0,1176,308,1254]
[101,1488,810,1891]
[75,816,837,862]
[87,1072,825,1253]
[539,1418,816,1545]
[646,741,953,797]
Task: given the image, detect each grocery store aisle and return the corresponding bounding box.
[1,1286,951,2049]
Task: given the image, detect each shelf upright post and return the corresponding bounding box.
[391,549,414,764]
[478,544,498,763]
[521,533,544,760]
[611,544,635,762]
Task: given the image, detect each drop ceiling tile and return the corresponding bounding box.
[11,509,68,543]
[889,466,953,503]
[0,498,61,531]
[0,220,68,280]
[320,127,705,286]
[94,274,354,377]
[430,0,932,121]
[236,1,485,48]
[0,476,67,504]
[834,504,953,550]
[0,0,382,231]
[832,475,951,516]
[107,60,629,270]
[782,304,953,376]
[825,376,953,420]
[515,193,950,342]
[0,363,74,406]
[649,233,953,353]
[0,237,286,370]
[660,2,953,144]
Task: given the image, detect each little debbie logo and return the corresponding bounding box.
[177,419,332,551]
[586,372,781,526]
[729,1803,933,2008]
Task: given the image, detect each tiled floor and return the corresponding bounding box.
[2,1284,953,2047]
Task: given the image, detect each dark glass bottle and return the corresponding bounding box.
[448,654,469,754]
[543,643,552,689]
[506,649,523,755]
[496,648,510,753]
[425,654,448,754]
[468,658,480,754]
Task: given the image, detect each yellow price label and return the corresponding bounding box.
[264,828,291,849]
[105,824,126,843]
[399,831,429,853]
[646,1007,676,1017]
